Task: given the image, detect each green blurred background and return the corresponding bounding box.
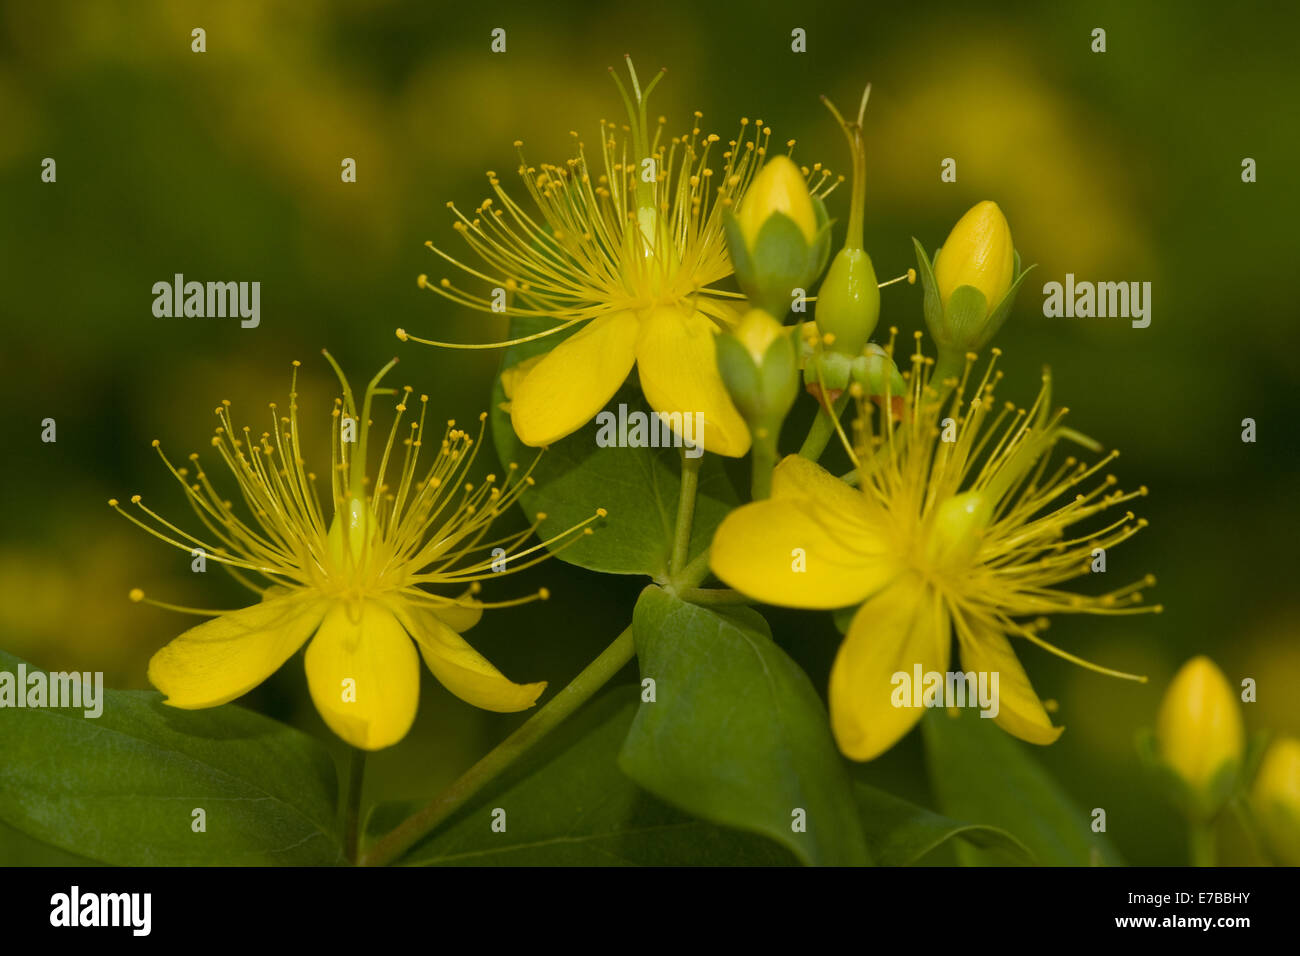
[2,0,1297,865]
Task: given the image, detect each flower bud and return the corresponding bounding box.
[716,308,799,438]
[1251,737,1300,866]
[724,158,831,318]
[934,201,1014,310]
[851,343,905,400]
[1154,656,1244,820]
[737,156,818,248]
[914,201,1032,355]
[814,248,880,356]
[801,348,854,406]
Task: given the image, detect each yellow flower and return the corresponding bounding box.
[1252,737,1300,865]
[934,200,1015,311]
[400,60,837,458]
[710,339,1158,760]
[1155,656,1244,807]
[736,155,818,247]
[111,357,603,750]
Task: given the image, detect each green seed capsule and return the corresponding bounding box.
[815,247,880,355]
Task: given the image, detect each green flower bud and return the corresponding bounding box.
[716,308,799,439]
[914,201,1035,355]
[724,158,832,318]
[850,343,905,399]
[814,247,881,356]
[801,347,855,406]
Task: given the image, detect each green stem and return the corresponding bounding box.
[669,451,702,576]
[344,748,366,864]
[359,626,636,867]
[678,546,713,590]
[799,393,850,461]
[930,346,966,390]
[750,431,777,500]
[1228,796,1269,864]
[1188,821,1217,867]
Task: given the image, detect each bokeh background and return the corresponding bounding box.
[2,0,1297,865]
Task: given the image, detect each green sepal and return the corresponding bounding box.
[912,237,944,340]
[941,285,989,351]
[802,348,854,393]
[1136,727,1241,824]
[724,206,822,318]
[976,256,1036,350]
[751,211,818,316]
[717,323,799,438]
[851,343,906,399]
[715,332,763,417]
[807,196,833,281]
[723,208,753,290]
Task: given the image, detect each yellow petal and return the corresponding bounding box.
[148,594,327,709]
[710,495,897,609]
[635,306,751,458]
[509,311,639,447]
[830,574,950,761]
[1155,655,1244,792]
[955,613,1063,745]
[385,598,545,712]
[424,588,483,633]
[499,354,544,402]
[770,454,867,511]
[305,600,420,751]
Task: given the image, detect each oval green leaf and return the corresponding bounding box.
[618,586,869,865]
[0,649,343,866]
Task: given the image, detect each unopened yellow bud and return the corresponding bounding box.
[734,308,785,365]
[716,309,798,439]
[737,156,817,247]
[1155,656,1244,817]
[1252,737,1300,865]
[934,201,1014,311]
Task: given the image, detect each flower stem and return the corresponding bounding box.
[670,451,703,576]
[1188,821,1217,867]
[1228,795,1269,864]
[344,748,366,864]
[678,546,713,590]
[930,346,966,390]
[799,393,849,461]
[358,625,636,867]
[750,430,777,500]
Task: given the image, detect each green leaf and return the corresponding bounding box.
[618,586,869,865]
[922,707,1122,866]
[366,692,795,866]
[854,783,1033,866]
[490,316,738,578]
[0,649,343,866]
